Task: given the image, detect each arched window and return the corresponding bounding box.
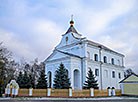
[94,54,98,61]
[112,71,115,78]
[111,58,114,65]
[118,72,121,79]
[103,56,107,63]
[66,36,68,44]
[48,71,52,88]
[95,69,99,76]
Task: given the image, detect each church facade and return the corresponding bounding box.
[44,19,125,89]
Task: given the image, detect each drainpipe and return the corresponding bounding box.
[81,58,83,89]
[122,57,124,67]
[79,40,84,89]
[98,46,103,89]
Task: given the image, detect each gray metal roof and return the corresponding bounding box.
[56,49,81,59]
[65,25,78,34]
[86,40,124,57]
[119,73,138,83]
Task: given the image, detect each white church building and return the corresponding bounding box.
[44,19,125,89]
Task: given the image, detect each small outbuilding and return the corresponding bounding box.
[120,73,138,96]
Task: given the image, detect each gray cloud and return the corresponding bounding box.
[0,0,138,73]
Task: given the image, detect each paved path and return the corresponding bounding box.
[1,97,138,102]
[1,100,138,102]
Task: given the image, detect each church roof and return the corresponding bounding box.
[53,18,124,59]
[65,18,78,34]
[119,73,138,83]
[56,49,81,58]
[86,40,124,57]
[45,48,82,62]
[65,25,78,34]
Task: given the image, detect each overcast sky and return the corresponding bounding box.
[0,0,138,73]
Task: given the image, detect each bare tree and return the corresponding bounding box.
[0,43,17,96]
[16,58,44,88]
[124,68,134,77]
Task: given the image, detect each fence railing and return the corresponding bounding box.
[5,88,121,97]
[72,89,90,96]
[115,89,121,96]
[33,89,47,96]
[51,89,69,96]
[94,89,108,97]
[18,89,29,96]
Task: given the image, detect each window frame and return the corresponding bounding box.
[95,69,99,76]
[94,54,98,61]
[118,72,121,79]
[111,58,114,65]
[112,71,115,78]
[103,56,107,63]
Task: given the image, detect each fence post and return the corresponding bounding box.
[90,88,94,96]
[69,88,72,96]
[12,88,15,97]
[5,88,8,97]
[108,87,112,96]
[29,88,33,96]
[7,87,11,97]
[112,88,115,96]
[14,88,19,97]
[47,88,51,96]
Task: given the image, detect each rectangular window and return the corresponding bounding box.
[95,69,99,76]
[112,71,115,78]
[118,73,121,79]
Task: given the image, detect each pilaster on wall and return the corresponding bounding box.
[120,83,124,94]
[82,58,87,89]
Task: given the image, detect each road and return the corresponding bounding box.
[1,100,138,102]
[1,97,138,102]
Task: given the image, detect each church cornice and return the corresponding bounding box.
[86,40,124,57]
[102,63,125,69]
[55,49,82,59]
[46,56,70,63]
[87,58,124,69]
[56,40,85,49]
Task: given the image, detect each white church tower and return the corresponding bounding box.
[44,18,125,89]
